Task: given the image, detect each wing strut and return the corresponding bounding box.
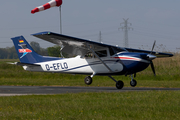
[88,46,113,73]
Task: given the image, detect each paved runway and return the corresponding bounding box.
[0,86,180,96]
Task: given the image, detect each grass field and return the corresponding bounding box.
[0,91,180,120]
[0,55,180,119]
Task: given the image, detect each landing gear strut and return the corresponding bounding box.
[130,75,137,87]
[84,74,137,89]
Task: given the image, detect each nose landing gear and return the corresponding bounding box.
[130,75,137,87]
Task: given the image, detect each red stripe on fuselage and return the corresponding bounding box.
[113,57,141,61]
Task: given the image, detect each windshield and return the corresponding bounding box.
[109,47,127,56]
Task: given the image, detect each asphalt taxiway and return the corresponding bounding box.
[0,86,180,96]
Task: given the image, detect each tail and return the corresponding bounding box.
[11,36,60,64]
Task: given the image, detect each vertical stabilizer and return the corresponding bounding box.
[11,36,60,64]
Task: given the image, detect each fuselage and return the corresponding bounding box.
[23,52,150,76]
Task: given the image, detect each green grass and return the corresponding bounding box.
[0,91,180,120]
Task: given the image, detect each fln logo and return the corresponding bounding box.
[18,44,32,58]
[18,49,32,58]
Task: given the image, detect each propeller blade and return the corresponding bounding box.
[150,61,156,76]
[150,40,156,54]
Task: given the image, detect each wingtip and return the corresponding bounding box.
[170,54,174,57]
[31,31,51,36]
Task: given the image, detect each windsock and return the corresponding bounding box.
[31,0,62,14]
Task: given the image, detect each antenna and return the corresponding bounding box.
[59,6,62,34]
[99,31,102,43]
[119,18,133,48]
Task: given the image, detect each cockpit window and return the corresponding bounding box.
[109,47,126,56]
[95,50,107,57]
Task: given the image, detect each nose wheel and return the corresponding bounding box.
[130,79,137,87]
[130,75,137,87]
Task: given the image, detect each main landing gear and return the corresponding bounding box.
[108,76,124,89]
[84,76,92,85]
[84,74,137,89]
[84,75,124,89]
[84,73,95,85]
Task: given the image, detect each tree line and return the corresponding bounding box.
[0,41,61,59]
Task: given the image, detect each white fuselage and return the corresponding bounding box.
[23,55,123,75]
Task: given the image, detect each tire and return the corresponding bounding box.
[84,76,92,85]
[116,80,124,89]
[130,79,137,87]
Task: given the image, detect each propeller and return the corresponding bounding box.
[150,61,156,76]
[149,40,156,76]
[150,40,156,54]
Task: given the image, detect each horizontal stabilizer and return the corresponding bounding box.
[8,62,40,67]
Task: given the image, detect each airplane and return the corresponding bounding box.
[11,31,173,89]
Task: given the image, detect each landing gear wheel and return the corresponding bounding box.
[116,80,124,89]
[130,79,137,87]
[84,76,92,85]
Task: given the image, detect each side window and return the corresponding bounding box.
[84,49,108,58]
[109,47,115,56]
[95,50,107,57]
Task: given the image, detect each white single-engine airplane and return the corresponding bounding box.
[11,31,173,89]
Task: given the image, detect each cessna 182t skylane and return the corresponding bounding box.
[11,31,173,89]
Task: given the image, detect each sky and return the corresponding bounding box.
[0,0,180,52]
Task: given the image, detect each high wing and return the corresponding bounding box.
[32,31,127,58]
[32,31,173,58]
